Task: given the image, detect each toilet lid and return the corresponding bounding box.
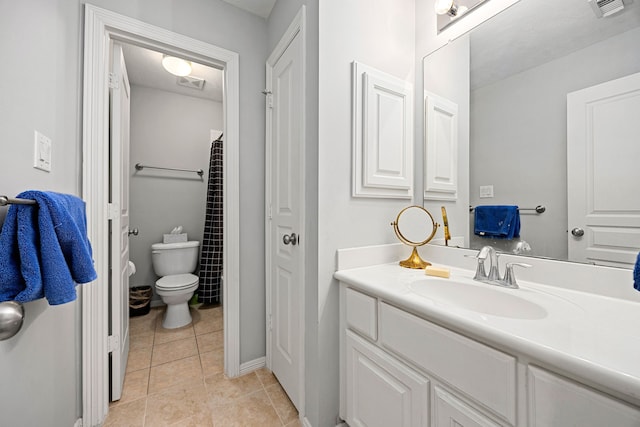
[156,273,198,291]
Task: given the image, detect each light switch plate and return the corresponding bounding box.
[479,185,494,198]
[34,130,52,172]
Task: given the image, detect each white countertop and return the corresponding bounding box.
[335,262,640,406]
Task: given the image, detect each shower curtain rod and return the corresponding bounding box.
[134,163,204,177]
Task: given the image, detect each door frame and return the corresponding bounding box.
[82,5,240,425]
[264,5,306,415]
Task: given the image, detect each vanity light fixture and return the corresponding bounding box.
[435,0,459,16]
[162,55,192,77]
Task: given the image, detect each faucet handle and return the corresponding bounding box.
[465,254,488,280]
[502,262,532,288]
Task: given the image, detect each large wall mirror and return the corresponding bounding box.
[423,0,640,267]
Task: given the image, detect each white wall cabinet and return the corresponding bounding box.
[340,285,640,427]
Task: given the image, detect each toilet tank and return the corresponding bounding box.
[151,241,200,277]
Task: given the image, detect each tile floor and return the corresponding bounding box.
[105,305,300,427]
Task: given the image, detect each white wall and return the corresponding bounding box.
[0,0,267,423]
[128,85,222,302]
[469,27,640,259]
[317,1,416,426]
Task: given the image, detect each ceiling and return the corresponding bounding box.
[470,0,640,89]
[220,0,276,18]
[121,43,224,102]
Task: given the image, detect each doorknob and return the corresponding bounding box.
[128,228,139,236]
[283,233,298,245]
[571,227,584,237]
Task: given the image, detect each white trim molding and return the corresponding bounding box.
[352,61,414,199]
[424,91,459,201]
[82,5,240,426]
[239,356,267,375]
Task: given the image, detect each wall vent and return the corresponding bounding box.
[176,75,206,90]
[589,0,625,18]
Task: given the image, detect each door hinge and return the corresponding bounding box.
[268,204,273,220]
[108,72,119,89]
[107,203,119,220]
[262,90,273,109]
[268,314,273,331]
[107,335,120,353]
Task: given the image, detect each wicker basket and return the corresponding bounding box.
[129,286,153,317]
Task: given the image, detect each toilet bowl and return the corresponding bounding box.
[151,241,200,329]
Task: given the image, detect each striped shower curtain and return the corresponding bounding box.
[198,135,223,304]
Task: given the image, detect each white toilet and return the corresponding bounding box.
[151,241,200,329]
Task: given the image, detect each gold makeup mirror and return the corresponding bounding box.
[391,206,439,269]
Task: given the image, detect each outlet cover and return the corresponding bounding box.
[34,130,52,172]
[479,185,494,198]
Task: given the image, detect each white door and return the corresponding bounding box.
[109,42,131,401]
[267,27,304,410]
[567,72,640,268]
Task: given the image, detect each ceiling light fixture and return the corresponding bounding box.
[435,0,459,16]
[161,55,192,77]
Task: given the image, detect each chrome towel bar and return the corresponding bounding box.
[469,205,546,214]
[135,163,204,177]
[0,195,37,206]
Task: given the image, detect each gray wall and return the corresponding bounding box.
[470,27,640,259]
[0,1,84,425]
[128,85,222,303]
[0,0,267,424]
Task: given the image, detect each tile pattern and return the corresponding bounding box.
[106,306,299,426]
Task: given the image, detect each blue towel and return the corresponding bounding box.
[634,252,640,291]
[0,191,97,305]
[474,205,520,239]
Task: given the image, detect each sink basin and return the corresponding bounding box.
[408,278,548,319]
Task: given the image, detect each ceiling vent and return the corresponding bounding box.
[176,75,206,90]
[589,0,625,18]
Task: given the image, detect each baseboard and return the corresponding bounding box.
[74,418,83,427]
[302,417,313,427]
[239,356,266,375]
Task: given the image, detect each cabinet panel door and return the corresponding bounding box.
[346,330,429,427]
[529,366,640,427]
[434,386,502,427]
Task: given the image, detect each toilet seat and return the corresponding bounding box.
[156,273,199,292]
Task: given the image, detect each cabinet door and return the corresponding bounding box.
[529,366,640,427]
[345,330,429,427]
[433,385,503,427]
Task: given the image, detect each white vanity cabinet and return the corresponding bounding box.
[340,285,640,427]
[341,287,510,427]
[345,330,429,427]
[528,366,640,427]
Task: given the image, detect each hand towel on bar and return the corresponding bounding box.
[0,191,97,305]
[634,252,640,291]
[474,205,520,240]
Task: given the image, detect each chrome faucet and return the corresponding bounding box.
[471,246,531,289]
[477,246,501,281]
